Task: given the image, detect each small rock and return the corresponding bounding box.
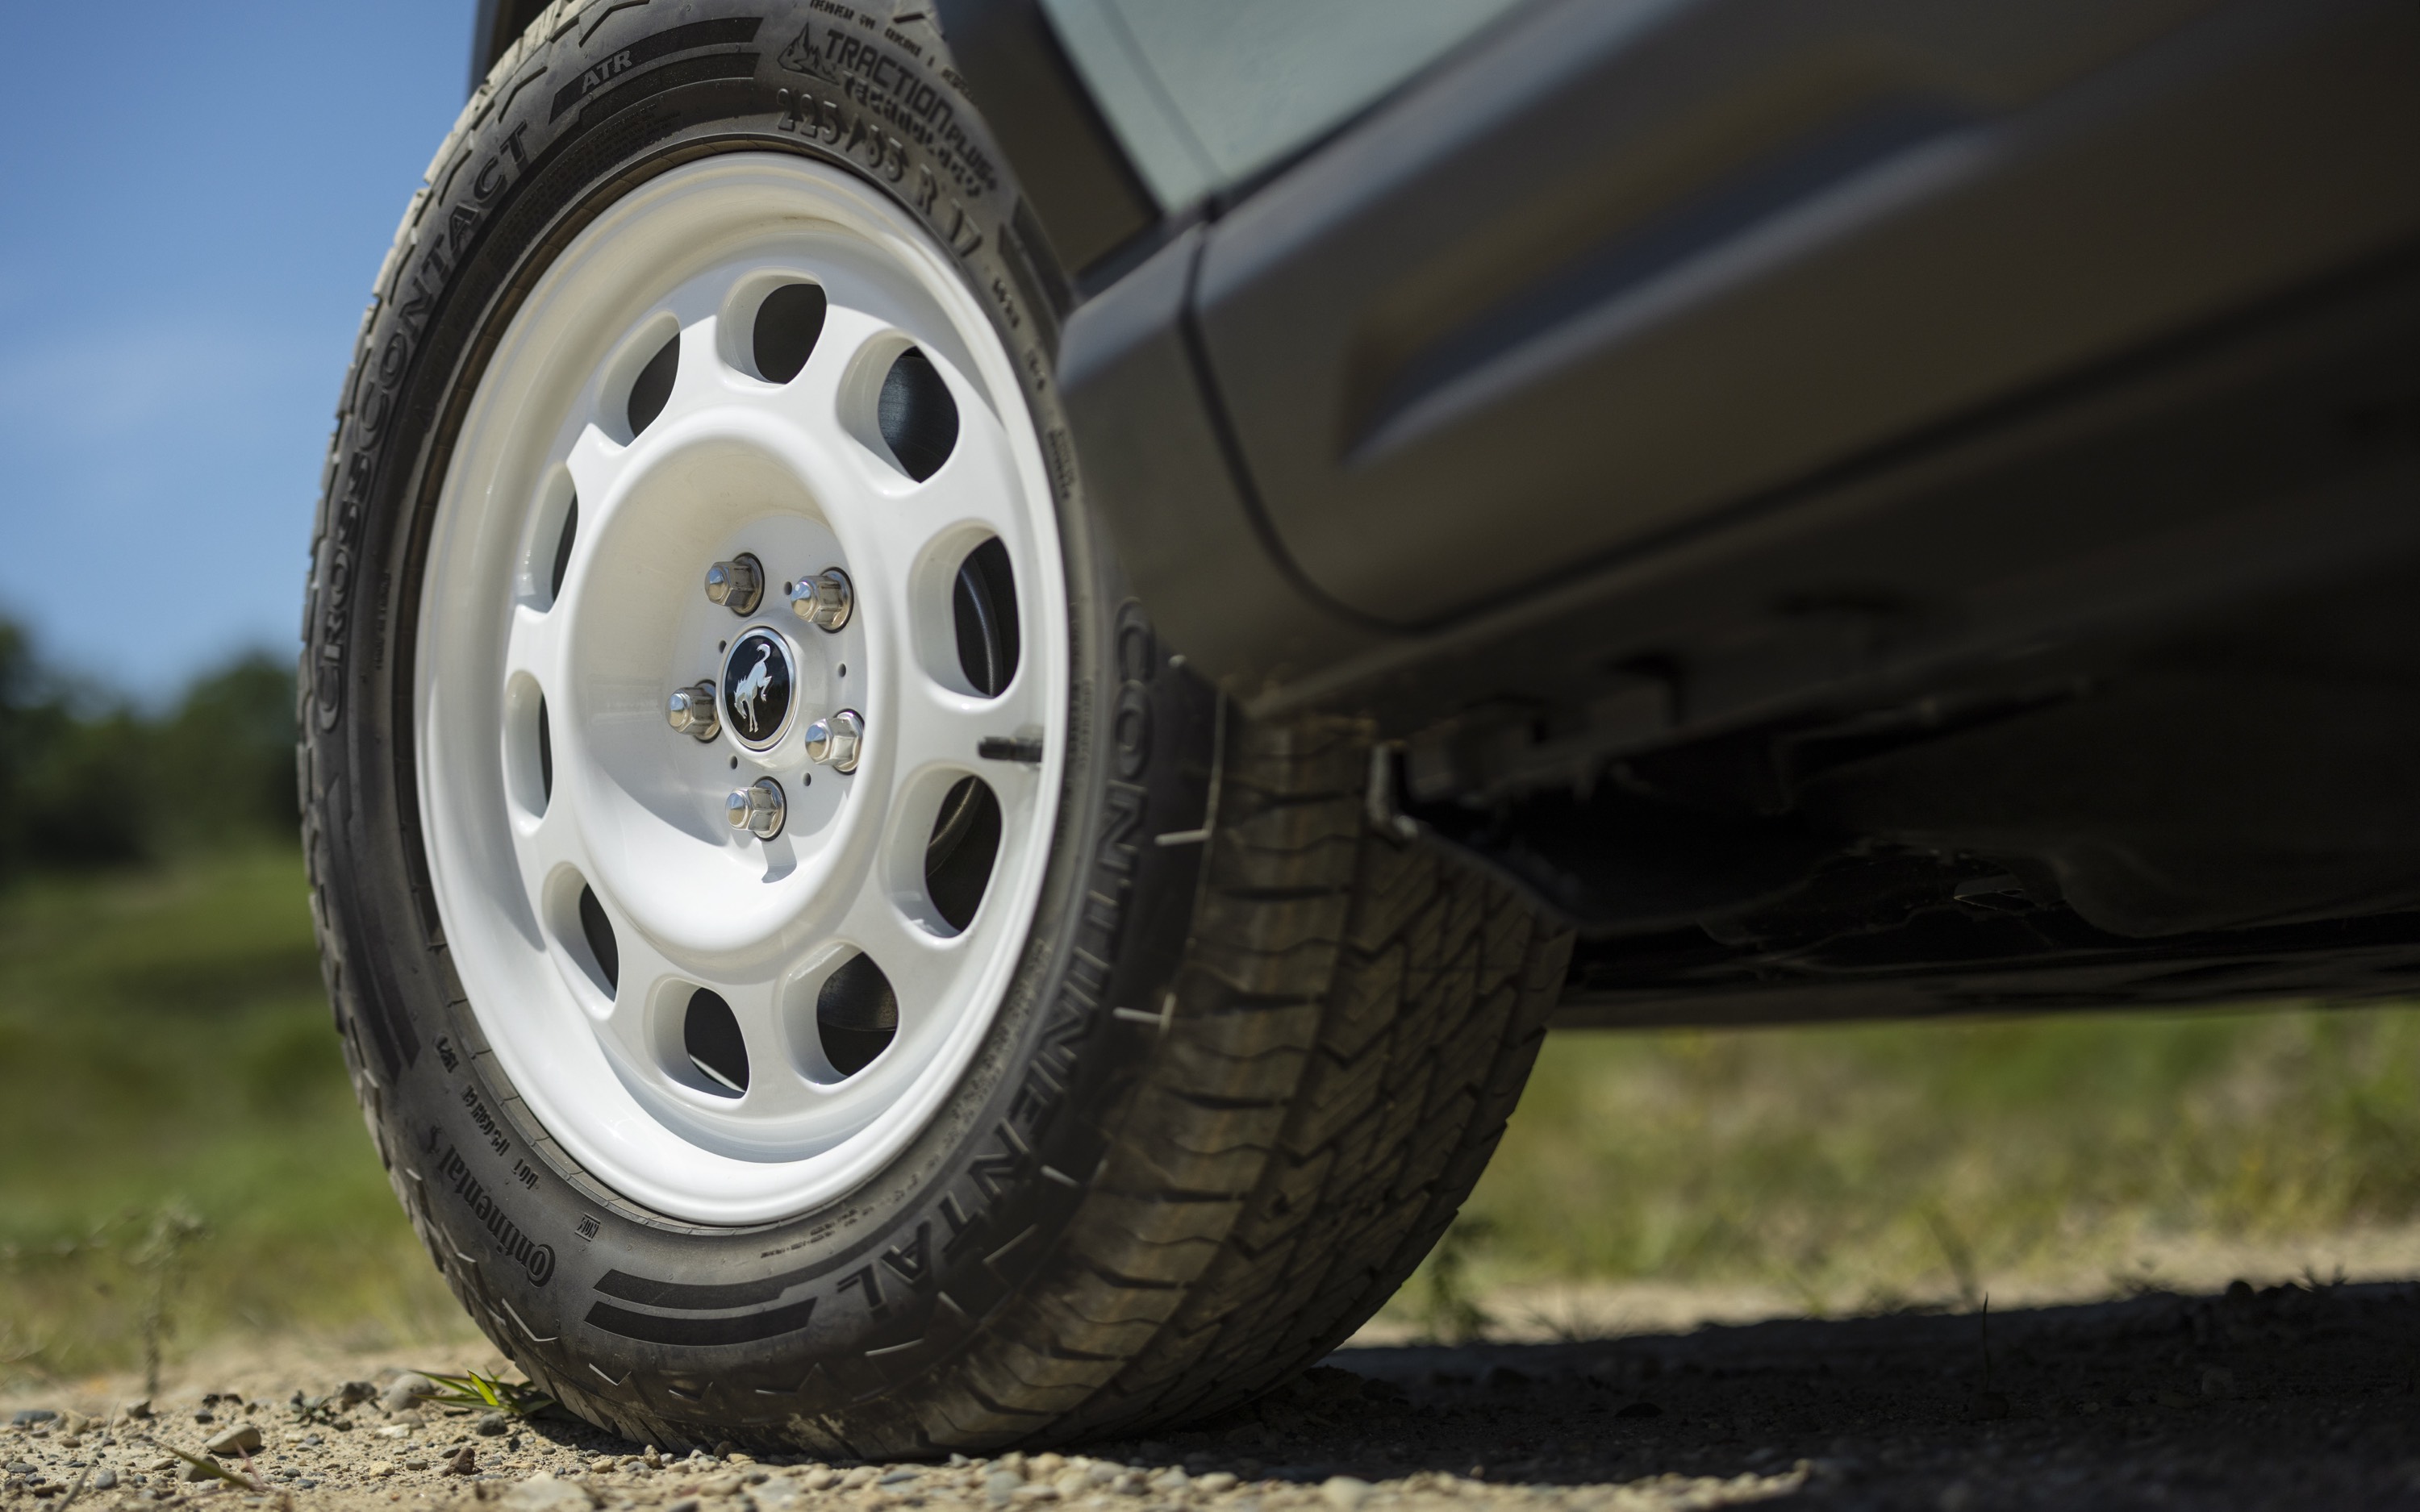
[180,1458,222,1484]
[204,1425,263,1458]
[369,1462,397,1478]
[986,1470,1024,1506]
[9,1413,56,1429]
[802,1468,840,1490]
[501,1473,601,1512]
[753,1477,809,1512]
[2201,1366,2237,1398]
[449,1443,479,1476]
[668,1498,702,1512]
[839,1465,878,1490]
[478,1413,511,1438]
[878,1468,923,1487]
[403,1458,432,1472]
[1148,1467,1189,1494]
[382,1375,437,1414]
[123,1400,153,1421]
[1195,1473,1238,1495]
[94,1470,119,1490]
[1321,1476,1371,1511]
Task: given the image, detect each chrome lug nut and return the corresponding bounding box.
[666,681,720,741]
[724,777,786,839]
[803,709,864,773]
[787,568,853,631]
[703,554,765,614]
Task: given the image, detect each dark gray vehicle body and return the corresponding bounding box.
[474,0,2420,1027]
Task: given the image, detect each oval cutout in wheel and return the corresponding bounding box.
[627,332,679,435]
[925,776,1002,933]
[683,988,749,1095]
[877,347,957,481]
[577,883,619,994]
[953,537,1020,697]
[753,282,827,383]
[816,952,898,1077]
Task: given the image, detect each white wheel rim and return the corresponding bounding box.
[415,155,1067,1226]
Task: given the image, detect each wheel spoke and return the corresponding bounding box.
[502,602,564,694]
[887,669,1045,781]
[579,923,661,1077]
[837,882,960,1037]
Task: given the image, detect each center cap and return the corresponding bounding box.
[721,627,798,750]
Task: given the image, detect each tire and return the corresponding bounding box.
[300,0,1571,1456]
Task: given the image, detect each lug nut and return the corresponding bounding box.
[803,709,864,773]
[666,681,720,741]
[703,554,764,614]
[787,568,853,631]
[724,777,786,839]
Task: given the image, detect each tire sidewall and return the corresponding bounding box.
[302,0,1213,1451]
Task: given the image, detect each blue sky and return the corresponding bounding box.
[0,3,475,703]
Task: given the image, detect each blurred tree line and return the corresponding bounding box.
[0,619,297,874]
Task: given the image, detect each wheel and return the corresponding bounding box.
[301,0,1569,1454]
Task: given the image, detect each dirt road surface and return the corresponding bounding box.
[8,1281,2420,1512]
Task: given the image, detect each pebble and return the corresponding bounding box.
[502,1474,603,1512]
[381,1375,437,1414]
[802,1467,840,1490]
[478,1412,512,1437]
[1321,1476,1372,1511]
[449,1444,479,1476]
[8,1412,55,1429]
[94,1470,119,1490]
[987,1470,1024,1506]
[1195,1473,1239,1495]
[204,1425,264,1457]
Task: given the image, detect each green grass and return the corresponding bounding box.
[10,851,2420,1380]
[1439,1003,2420,1319]
[0,850,462,1385]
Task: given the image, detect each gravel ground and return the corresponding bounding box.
[7,1280,2420,1512]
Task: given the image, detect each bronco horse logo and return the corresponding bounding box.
[732,642,776,736]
